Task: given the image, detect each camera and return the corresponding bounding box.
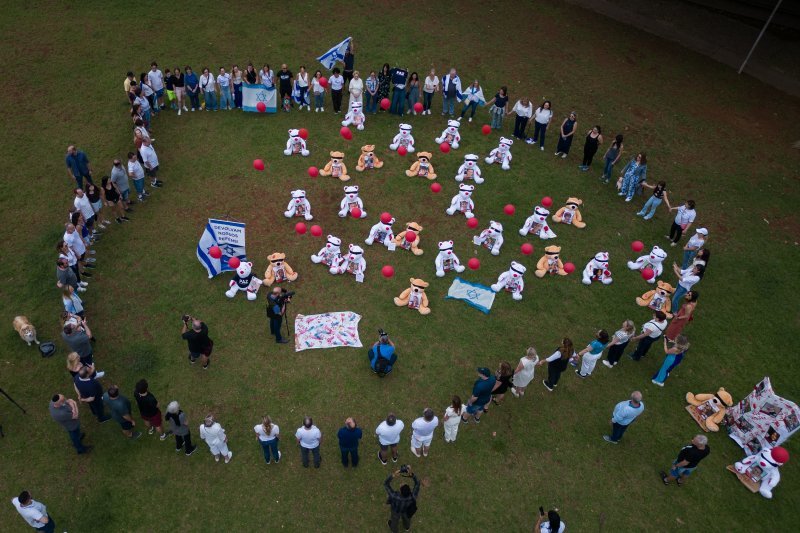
[399,464,411,475]
[278,290,296,304]
[182,314,191,323]
[378,328,389,339]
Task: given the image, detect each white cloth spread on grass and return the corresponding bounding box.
[445,277,496,314]
[294,312,362,351]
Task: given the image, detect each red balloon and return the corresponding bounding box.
[541,196,553,208]
[413,102,423,113]
[295,222,307,235]
[771,446,790,464]
[350,207,362,218]
[208,246,222,259]
[397,145,408,156]
[439,142,451,154]
[380,98,391,110]
[467,258,480,270]
[430,182,442,193]
[227,257,241,269]
[318,77,328,88]
[310,225,323,237]
[563,262,576,274]
[308,166,319,178]
[481,124,491,135]
[340,126,353,140]
[404,231,416,243]
[521,243,533,255]
[253,159,265,171]
[298,128,309,140]
[504,204,516,215]
[380,212,393,224]
[381,265,395,278]
[256,101,266,113]
[631,240,644,252]
[641,268,655,281]
[466,217,479,229]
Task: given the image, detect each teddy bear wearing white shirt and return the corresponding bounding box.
[283,129,309,157]
[446,184,475,218]
[455,154,483,184]
[338,185,367,218]
[434,240,466,277]
[311,235,343,267]
[283,189,313,220]
[582,252,613,285]
[341,101,366,130]
[389,123,415,152]
[491,261,526,300]
[473,220,504,255]
[627,245,668,283]
[485,137,513,170]
[519,206,557,239]
[435,119,461,149]
[225,261,263,300]
[331,244,366,280]
[365,217,395,248]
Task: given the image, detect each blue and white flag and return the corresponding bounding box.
[196,219,247,278]
[445,277,496,314]
[242,83,277,113]
[317,36,352,70]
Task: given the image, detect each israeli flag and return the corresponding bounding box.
[445,277,496,314]
[196,219,247,278]
[242,83,277,112]
[317,36,352,70]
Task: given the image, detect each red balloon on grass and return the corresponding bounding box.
[253,159,265,171]
[413,102,423,114]
[308,166,319,178]
[521,243,533,255]
[295,222,307,235]
[298,128,309,140]
[467,258,480,270]
[439,142,451,154]
[466,217,479,229]
[541,196,553,208]
[641,267,655,281]
[631,240,644,252]
[481,124,491,135]
[504,204,516,215]
[380,212,393,224]
[228,257,241,269]
[397,145,408,156]
[208,246,222,259]
[256,101,266,113]
[381,265,395,278]
[318,77,328,88]
[340,126,353,140]
[404,231,416,243]
[430,182,442,193]
[310,225,323,237]
[350,207,362,218]
[563,262,576,274]
[380,98,391,110]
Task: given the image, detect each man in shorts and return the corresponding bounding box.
[140,138,163,188]
[410,408,439,458]
[110,158,132,207]
[461,367,496,424]
[660,434,710,486]
[375,413,404,465]
[181,315,213,369]
[134,379,168,440]
[102,385,142,440]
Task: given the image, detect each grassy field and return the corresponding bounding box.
[1,1,800,531]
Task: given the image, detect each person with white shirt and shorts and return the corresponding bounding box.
[147,62,165,110]
[199,414,233,463]
[410,408,439,458]
[139,139,163,188]
[375,412,404,465]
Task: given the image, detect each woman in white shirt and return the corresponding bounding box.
[254,415,281,464]
[216,67,232,110]
[681,228,707,268]
[511,347,539,397]
[667,200,696,245]
[296,66,310,111]
[422,69,439,115]
[199,67,217,111]
[199,414,233,463]
[348,70,364,108]
[508,98,533,140]
[529,100,553,150]
[311,70,326,112]
[536,510,566,533]
[671,262,704,313]
[259,64,275,88]
[459,80,485,122]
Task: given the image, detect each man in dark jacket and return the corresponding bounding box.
[384,466,420,532]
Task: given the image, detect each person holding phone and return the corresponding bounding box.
[534,508,565,532]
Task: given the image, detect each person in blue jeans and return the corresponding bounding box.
[389,65,409,116]
[461,368,496,423]
[671,263,704,314]
[65,145,94,189]
[217,67,232,110]
[459,80,485,122]
[601,134,624,183]
[254,416,281,464]
[603,391,644,443]
[637,180,670,220]
[618,152,648,201]
[200,67,217,110]
[681,228,707,269]
[441,68,462,116]
[49,394,89,454]
[337,417,362,467]
[652,335,690,386]
[364,71,378,113]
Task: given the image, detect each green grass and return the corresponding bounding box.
[1,0,800,531]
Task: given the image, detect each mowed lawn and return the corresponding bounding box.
[1,1,800,531]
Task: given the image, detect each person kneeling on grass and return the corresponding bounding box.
[368,330,396,376]
[660,434,710,486]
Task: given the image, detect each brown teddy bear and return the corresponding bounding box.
[319,151,350,181]
[686,388,734,432]
[552,197,586,228]
[263,252,298,286]
[393,222,424,255]
[635,280,675,318]
[404,152,437,180]
[355,145,384,172]
[535,245,567,278]
[394,278,431,314]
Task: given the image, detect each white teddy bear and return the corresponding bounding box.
[341,101,366,130]
[283,189,313,221]
[519,206,557,239]
[365,216,395,248]
[434,240,466,277]
[491,261,527,300]
[473,220,504,255]
[485,136,513,170]
[455,154,483,184]
[225,261,263,301]
[283,129,309,157]
[446,184,475,219]
[330,244,367,282]
[735,447,789,499]
[627,245,668,283]
[338,185,367,218]
[435,119,461,149]
[311,234,343,267]
[582,252,613,285]
[389,123,415,152]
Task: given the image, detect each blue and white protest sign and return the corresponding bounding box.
[317,36,352,70]
[445,277,496,314]
[242,83,277,113]
[197,219,247,278]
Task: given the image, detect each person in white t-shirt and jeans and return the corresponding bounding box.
[140,138,163,188]
[216,67,232,110]
[199,67,217,111]
[667,200,696,246]
[127,151,148,202]
[528,100,553,150]
[375,412,404,465]
[295,416,322,468]
[422,69,439,115]
[670,262,704,314]
[147,62,165,110]
[254,415,281,464]
[11,490,55,532]
[410,408,439,458]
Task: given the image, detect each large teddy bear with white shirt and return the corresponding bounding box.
[341,101,366,130]
[283,129,309,156]
[435,119,461,149]
[456,154,483,184]
[283,189,313,220]
[338,185,367,218]
[582,252,613,285]
[365,216,395,248]
[446,184,475,219]
[330,244,366,279]
[225,260,262,300]
[311,235,343,267]
[519,206,557,239]
[491,261,526,300]
[434,240,466,277]
[473,220,503,255]
[485,137,513,170]
[734,446,790,499]
[389,123,415,152]
[627,245,668,283]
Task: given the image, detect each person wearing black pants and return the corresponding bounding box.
[667,200,696,245]
[629,312,668,361]
[580,126,603,170]
[603,320,635,368]
[538,338,574,391]
[267,287,289,344]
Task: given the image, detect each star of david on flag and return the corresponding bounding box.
[445,277,496,314]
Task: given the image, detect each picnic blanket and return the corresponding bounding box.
[294,311,363,352]
[445,277,496,314]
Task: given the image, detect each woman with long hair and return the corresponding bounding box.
[665,291,698,341]
[66,351,103,379]
[406,71,420,114]
[538,338,574,391]
[618,152,648,201]
[579,125,603,169]
[377,63,391,110]
[555,111,578,158]
[254,415,281,464]
[488,361,514,407]
[652,335,690,386]
[603,320,636,368]
[511,347,539,397]
[459,79,485,122]
[101,176,128,224]
[601,134,624,183]
[442,396,463,443]
[529,100,552,149]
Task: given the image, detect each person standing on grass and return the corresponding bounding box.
[660,435,710,486]
[329,67,345,114]
[538,338,575,392]
[61,320,93,366]
[652,335,690,386]
[629,311,668,361]
[140,138,163,188]
[528,100,553,150]
[124,71,136,100]
[56,257,85,292]
[259,64,275,88]
[58,240,87,288]
[267,286,290,344]
[601,134,624,183]
[254,415,281,464]
[693,247,711,270]
[173,66,187,114]
[405,71,419,115]
[535,509,566,533]
[670,263,704,314]
[484,86,509,130]
[554,111,577,158]
[422,68,439,115]
[665,291,698,341]
[618,152,648,201]
[410,408,439,458]
[337,417,363,467]
[109,159,131,208]
[244,63,258,85]
[442,396,463,443]
[312,70,326,112]
[511,347,539,398]
[127,151,147,202]
[441,68,462,117]
[49,393,90,454]
[199,67,217,111]
[604,391,644,444]
[181,316,213,369]
[65,145,94,189]
[85,182,110,229]
[295,416,322,468]
[164,68,176,110]
[637,180,670,220]
[101,176,129,224]
[364,70,378,113]
[461,367,496,423]
[343,43,355,83]
[165,401,197,456]
[73,366,110,422]
[147,62,165,110]
[488,361,514,407]
[666,199,697,246]
[681,228,708,268]
[278,64,294,110]
[377,63,391,110]
[11,491,55,533]
[508,97,533,140]
[133,87,152,128]
[579,125,603,170]
[216,67,232,110]
[376,413,404,465]
[296,65,311,111]
[133,117,150,161]
[103,385,142,440]
[139,72,157,115]
[199,415,233,463]
[134,379,167,440]
[348,70,364,108]
[185,66,200,111]
[231,65,243,109]
[384,466,421,533]
[603,320,636,369]
[66,351,102,379]
[389,64,409,116]
[459,79,485,123]
[61,286,84,318]
[574,329,610,378]
[63,223,91,273]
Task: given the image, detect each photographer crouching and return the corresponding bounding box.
[181,315,213,369]
[267,287,294,344]
[368,329,397,376]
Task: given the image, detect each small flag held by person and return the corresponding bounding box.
[317,36,352,70]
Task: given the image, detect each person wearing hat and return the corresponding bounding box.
[670,262,704,314]
[681,228,708,269]
[461,367,497,423]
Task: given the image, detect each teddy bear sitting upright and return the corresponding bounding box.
[311,235,343,267]
[394,278,431,315]
[283,129,309,157]
[283,189,313,221]
[355,145,383,171]
[552,197,586,228]
[365,216,395,249]
[389,123,415,152]
[473,220,503,255]
[434,240,466,277]
[393,222,424,255]
[330,244,366,281]
[446,184,475,219]
[338,185,367,218]
[628,245,668,283]
[455,154,483,184]
[636,280,674,318]
[685,388,733,432]
[405,152,437,180]
[225,260,263,301]
[263,252,298,286]
[535,245,568,278]
[519,206,557,239]
[491,261,527,301]
[435,119,461,149]
[582,252,612,285]
[341,101,366,130]
[734,446,790,499]
[485,136,513,170]
[319,151,350,181]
